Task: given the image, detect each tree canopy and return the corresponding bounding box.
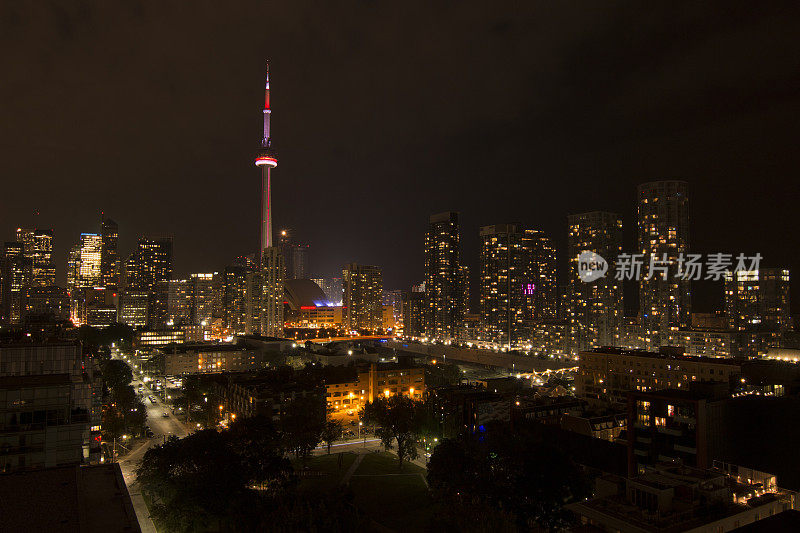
[427,421,590,530]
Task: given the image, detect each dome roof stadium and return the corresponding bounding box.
[284,279,332,310]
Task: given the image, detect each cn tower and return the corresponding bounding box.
[255,61,278,256]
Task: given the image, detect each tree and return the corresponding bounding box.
[427,422,589,530]
[104,384,146,438]
[100,359,133,390]
[227,415,294,492]
[137,431,248,532]
[361,395,420,470]
[99,322,134,348]
[281,396,325,464]
[321,419,343,454]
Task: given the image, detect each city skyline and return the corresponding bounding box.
[2,3,799,312]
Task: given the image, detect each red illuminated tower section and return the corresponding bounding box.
[255,62,278,253]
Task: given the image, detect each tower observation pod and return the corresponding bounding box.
[255,61,278,253]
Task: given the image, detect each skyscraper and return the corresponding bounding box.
[638,181,691,348]
[252,62,285,337]
[479,224,556,347]
[100,216,119,291]
[188,273,217,326]
[402,288,426,337]
[424,212,464,340]
[125,237,173,293]
[278,229,310,280]
[725,268,792,356]
[77,233,103,288]
[343,263,383,331]
[567,211,624,350]
[312,277,343,305]
[15,228,55,287]
[522,229,558,322]
[223,264,249,334]
[1,242,27,324]
[122,237,173,328]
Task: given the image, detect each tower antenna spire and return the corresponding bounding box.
[255,60,278,252]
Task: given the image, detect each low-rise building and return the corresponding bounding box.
[325,362,425,421]
[213,371,325,422]
[576,347,741,404]
[568,463,796,532]
[162,343,267,375]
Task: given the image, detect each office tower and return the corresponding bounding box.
[188,273,217,326]
[522,229,558,321]
[75,233,103,288]
[402,289,426,337]
[479,224,554,346]
[1,243,27,324]
[125,237,173,293]
[66,245,80,293]
[260,248,284,337]
[567,211,624,350]
[22,286,70,322]
[343,263,383,331]
[424,212,464,340]
[638,180,691,348]
[122,237,173,328]
[16,228,55,287]
[100,216,119,291]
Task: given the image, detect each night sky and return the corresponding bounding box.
[2,2,799,313]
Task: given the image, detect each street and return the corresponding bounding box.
[114,358,191,533]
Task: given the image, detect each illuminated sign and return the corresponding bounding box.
[522,283,536,295]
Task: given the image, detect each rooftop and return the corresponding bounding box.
[0,463,140,532]
[583,347,743,366]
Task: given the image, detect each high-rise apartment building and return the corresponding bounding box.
[312,277,343,305]
[567,211,624,350]
[343,263,383,331]
[188,273,217,326]
[479,224,556,346]
[460,265,471,315]
[278,230,309,280]
[522,229,558,322]
[100,217,119,291]
[15,228,55,287]
[402,289,426,337]
[725,268,792,357]
[638,181,691,348]
[260,248,284,337]
[223,265,249,334]
[383,289,404,330]
[424,212,464,340]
